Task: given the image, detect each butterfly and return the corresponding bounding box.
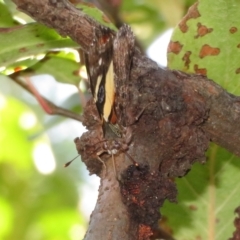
[84,25,135,138]
[65,25,137,170]
[84,31,122,137]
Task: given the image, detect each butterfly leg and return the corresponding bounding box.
[111,153,118,179]
[128,103,153,126]
[96,150,107,176]
[124,151,139,167]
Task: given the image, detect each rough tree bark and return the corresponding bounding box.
[11,0,240,239]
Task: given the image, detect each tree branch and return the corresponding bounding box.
[12,0,115,53]
[178,71,240,157]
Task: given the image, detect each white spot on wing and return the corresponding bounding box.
[94,75,102,102]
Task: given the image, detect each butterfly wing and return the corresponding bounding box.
[84,47,117,125]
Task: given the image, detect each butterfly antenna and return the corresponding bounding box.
[124,151,139,167]
[64,155,79,167]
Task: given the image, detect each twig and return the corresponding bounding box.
[10,72,83,122]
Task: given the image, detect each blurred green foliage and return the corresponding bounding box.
[0,91,86,240]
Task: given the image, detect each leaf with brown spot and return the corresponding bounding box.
[230,27,238,34]
[168,0,240,95]
[194,64,207,75]
[0,23,78,68]
[178,2,200,33]
[167,41,183,54]
[29,52,81,85]
[235,68,240,74]
[19,47,28,53]
[195,22,213,38]
[182,51,191,69]
[76,3,117,31]
[199,44,220,58]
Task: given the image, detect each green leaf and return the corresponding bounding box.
[0,94,37,169]
[168,0,240,95]
[121,1,165,47]
[0,23,79,68]
[76,3,117,31]
[1,57,40,74]
[0,197,13,238]
[162,145,240,239]
[0,2,16,27]
[38,210,83,240]
[29,53,81,86]
[0,92,84,239]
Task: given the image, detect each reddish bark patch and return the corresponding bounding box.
[199,44,220,58]
[235,68,240,74]
[120,165,177,228]
[194,64,207,75]
[230,27,238,34]
[195,22,213,38]
[182,51,191,69]
[178,2,201,33]
[138,224,153,240]
[168,41,183,54]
